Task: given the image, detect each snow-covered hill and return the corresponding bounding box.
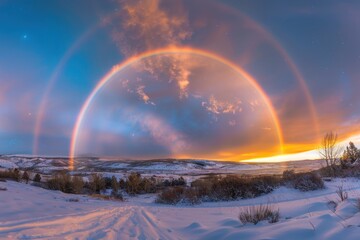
[0,155,323,177]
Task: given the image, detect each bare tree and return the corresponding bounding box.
[318,132,342,168]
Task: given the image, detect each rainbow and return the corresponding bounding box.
[213,1,320,141]
[69,46,284,170]
[33,2,319,157]
[32,26,99,155]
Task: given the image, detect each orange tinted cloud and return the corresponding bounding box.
[112,0,194,98]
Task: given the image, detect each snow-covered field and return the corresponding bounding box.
[1,178,360,239]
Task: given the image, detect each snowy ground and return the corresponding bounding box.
[1,178,360,239]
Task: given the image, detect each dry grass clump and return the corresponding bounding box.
[239,204,280,225]
[336,185,348,201]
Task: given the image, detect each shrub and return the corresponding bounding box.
[282,170,296,182]
[47,173,84,194]
[126,172,142,195]
[155,186,185,204]
[239,204,280,225]
[104,177,112,189]
[191,177,215,198]
[162,177,187,187]
[47,173,72,192]
[22,171,30,184]
[292,172,324,191]
[33,173,41,182]
[124,173,157,195]
[72,176,84,194]
[13,169,21,182]
[119,178,126,189]
[156,175,280,205]
[183,188,201,204]
[88,174,106,194]
[211,175,244,200]
[140,177,157,193]
[111,176,119,193]
[0,169,21,182]
[209,175,278,201]
[336,185,348,201]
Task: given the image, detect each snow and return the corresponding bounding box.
[1,178,360,239]
[0,159,18,169]
[0,155,324,177]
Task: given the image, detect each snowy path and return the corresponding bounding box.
[0,206,176,239]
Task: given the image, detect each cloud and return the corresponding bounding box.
[139,114,187,154]
[111,0,193,98]
[136,85,155,105]
[113,0,191,55]
[202,95,242,115]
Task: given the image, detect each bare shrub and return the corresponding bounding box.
[292,172,324,191]
[155,186,184,204]
[239,204,280,225]
[336,185,348,201]
[183,188,201,205]
[282,170,296,182]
